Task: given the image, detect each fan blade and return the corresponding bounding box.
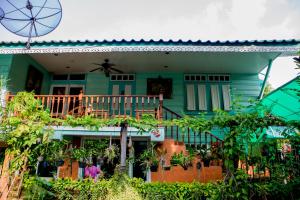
[89,67,101,72]
[92,63,102,66]
[110,67,123,73]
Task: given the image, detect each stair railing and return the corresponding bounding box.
[162,106,223,146]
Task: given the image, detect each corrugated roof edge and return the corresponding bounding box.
[0,39,300,47]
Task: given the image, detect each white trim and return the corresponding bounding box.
[50,84,85,95]
[0,45,299,54]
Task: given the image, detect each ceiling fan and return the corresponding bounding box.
[90,59,123,77]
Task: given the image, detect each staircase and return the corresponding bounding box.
[0,154,26,200]
[6,172,24,200]
[162,106,223,147]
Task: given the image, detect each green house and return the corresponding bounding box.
[1,39,300,140]
[1,39,299,180]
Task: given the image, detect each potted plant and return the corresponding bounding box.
[170,153,180,166]
[52,150,66,167]
[71,148,87,168]
[198,145,212,167]
[104,144,119,164]
[139,143,159,172]
[150,158,159,172]
[210,142,223,166]
[176,151,193,170]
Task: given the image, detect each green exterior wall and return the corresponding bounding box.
[3,54,261,112]
[85,73,108,95]
[83,72,260,115]
[0,54,13,103]
[0,54,13,81]
[136,73,184,115]
[8,54,50,94]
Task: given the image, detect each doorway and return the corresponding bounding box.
[50,85,84,115]
[132,141,148,180]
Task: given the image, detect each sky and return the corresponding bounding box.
[0,0,299,89]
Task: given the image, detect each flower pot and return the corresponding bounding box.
[56,160,64,167]
[79,161,86,168]
[163,165,171,171]
[37,156,44,162]
[150,164,159,172]
[196,161,202,169]
[203,159,210,167]
[170,160,178,166]
[182,166,188,170]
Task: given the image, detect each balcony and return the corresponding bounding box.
[6,92,163,120]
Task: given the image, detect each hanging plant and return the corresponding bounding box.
[104,144,119,164]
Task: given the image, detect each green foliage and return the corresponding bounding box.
[71,147,87,161]
[139,143,159,170]
[23,174,55,200]
[1,92,54,171]
[170,151,193,169]
[104,144,119,164]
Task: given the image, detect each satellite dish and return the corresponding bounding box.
[0,7,4,20]
[0,0,62,49]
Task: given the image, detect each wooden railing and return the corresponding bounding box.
[6,93,163,120]
[162,106,224,146]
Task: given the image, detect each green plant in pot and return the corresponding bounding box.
[170,152,180,166]
[47,140,69,167]
[174,151,193,170]
[104,144,119,164]
[198,144,212,167]
[210,142,223,166]
[139,143,159,172]
[71,148,87,168]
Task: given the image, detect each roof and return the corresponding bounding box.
[261,76,300,122]
[1,38,300,48]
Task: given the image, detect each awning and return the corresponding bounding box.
[261,76,300,122]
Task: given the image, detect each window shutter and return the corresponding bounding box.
[124,85,132,110]
[112,85,119,110]
[222,85,231,111]
[112,85,119,95]
[186,84,196,110]
[198,84,207,110]
[211,85,220,110]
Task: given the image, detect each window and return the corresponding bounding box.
[185,74,231,111]
[110,74,135,81]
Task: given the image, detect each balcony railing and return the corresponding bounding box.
[6,92,163,120]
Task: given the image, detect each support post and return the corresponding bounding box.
[258,59,273,100]
[159,93,163,120]
[78,90,83,115]
[120,121,128,173]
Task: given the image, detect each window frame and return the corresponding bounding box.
[184,74,231,113]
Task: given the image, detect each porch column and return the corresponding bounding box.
[120,121,128,172]
[258,59,273,99]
